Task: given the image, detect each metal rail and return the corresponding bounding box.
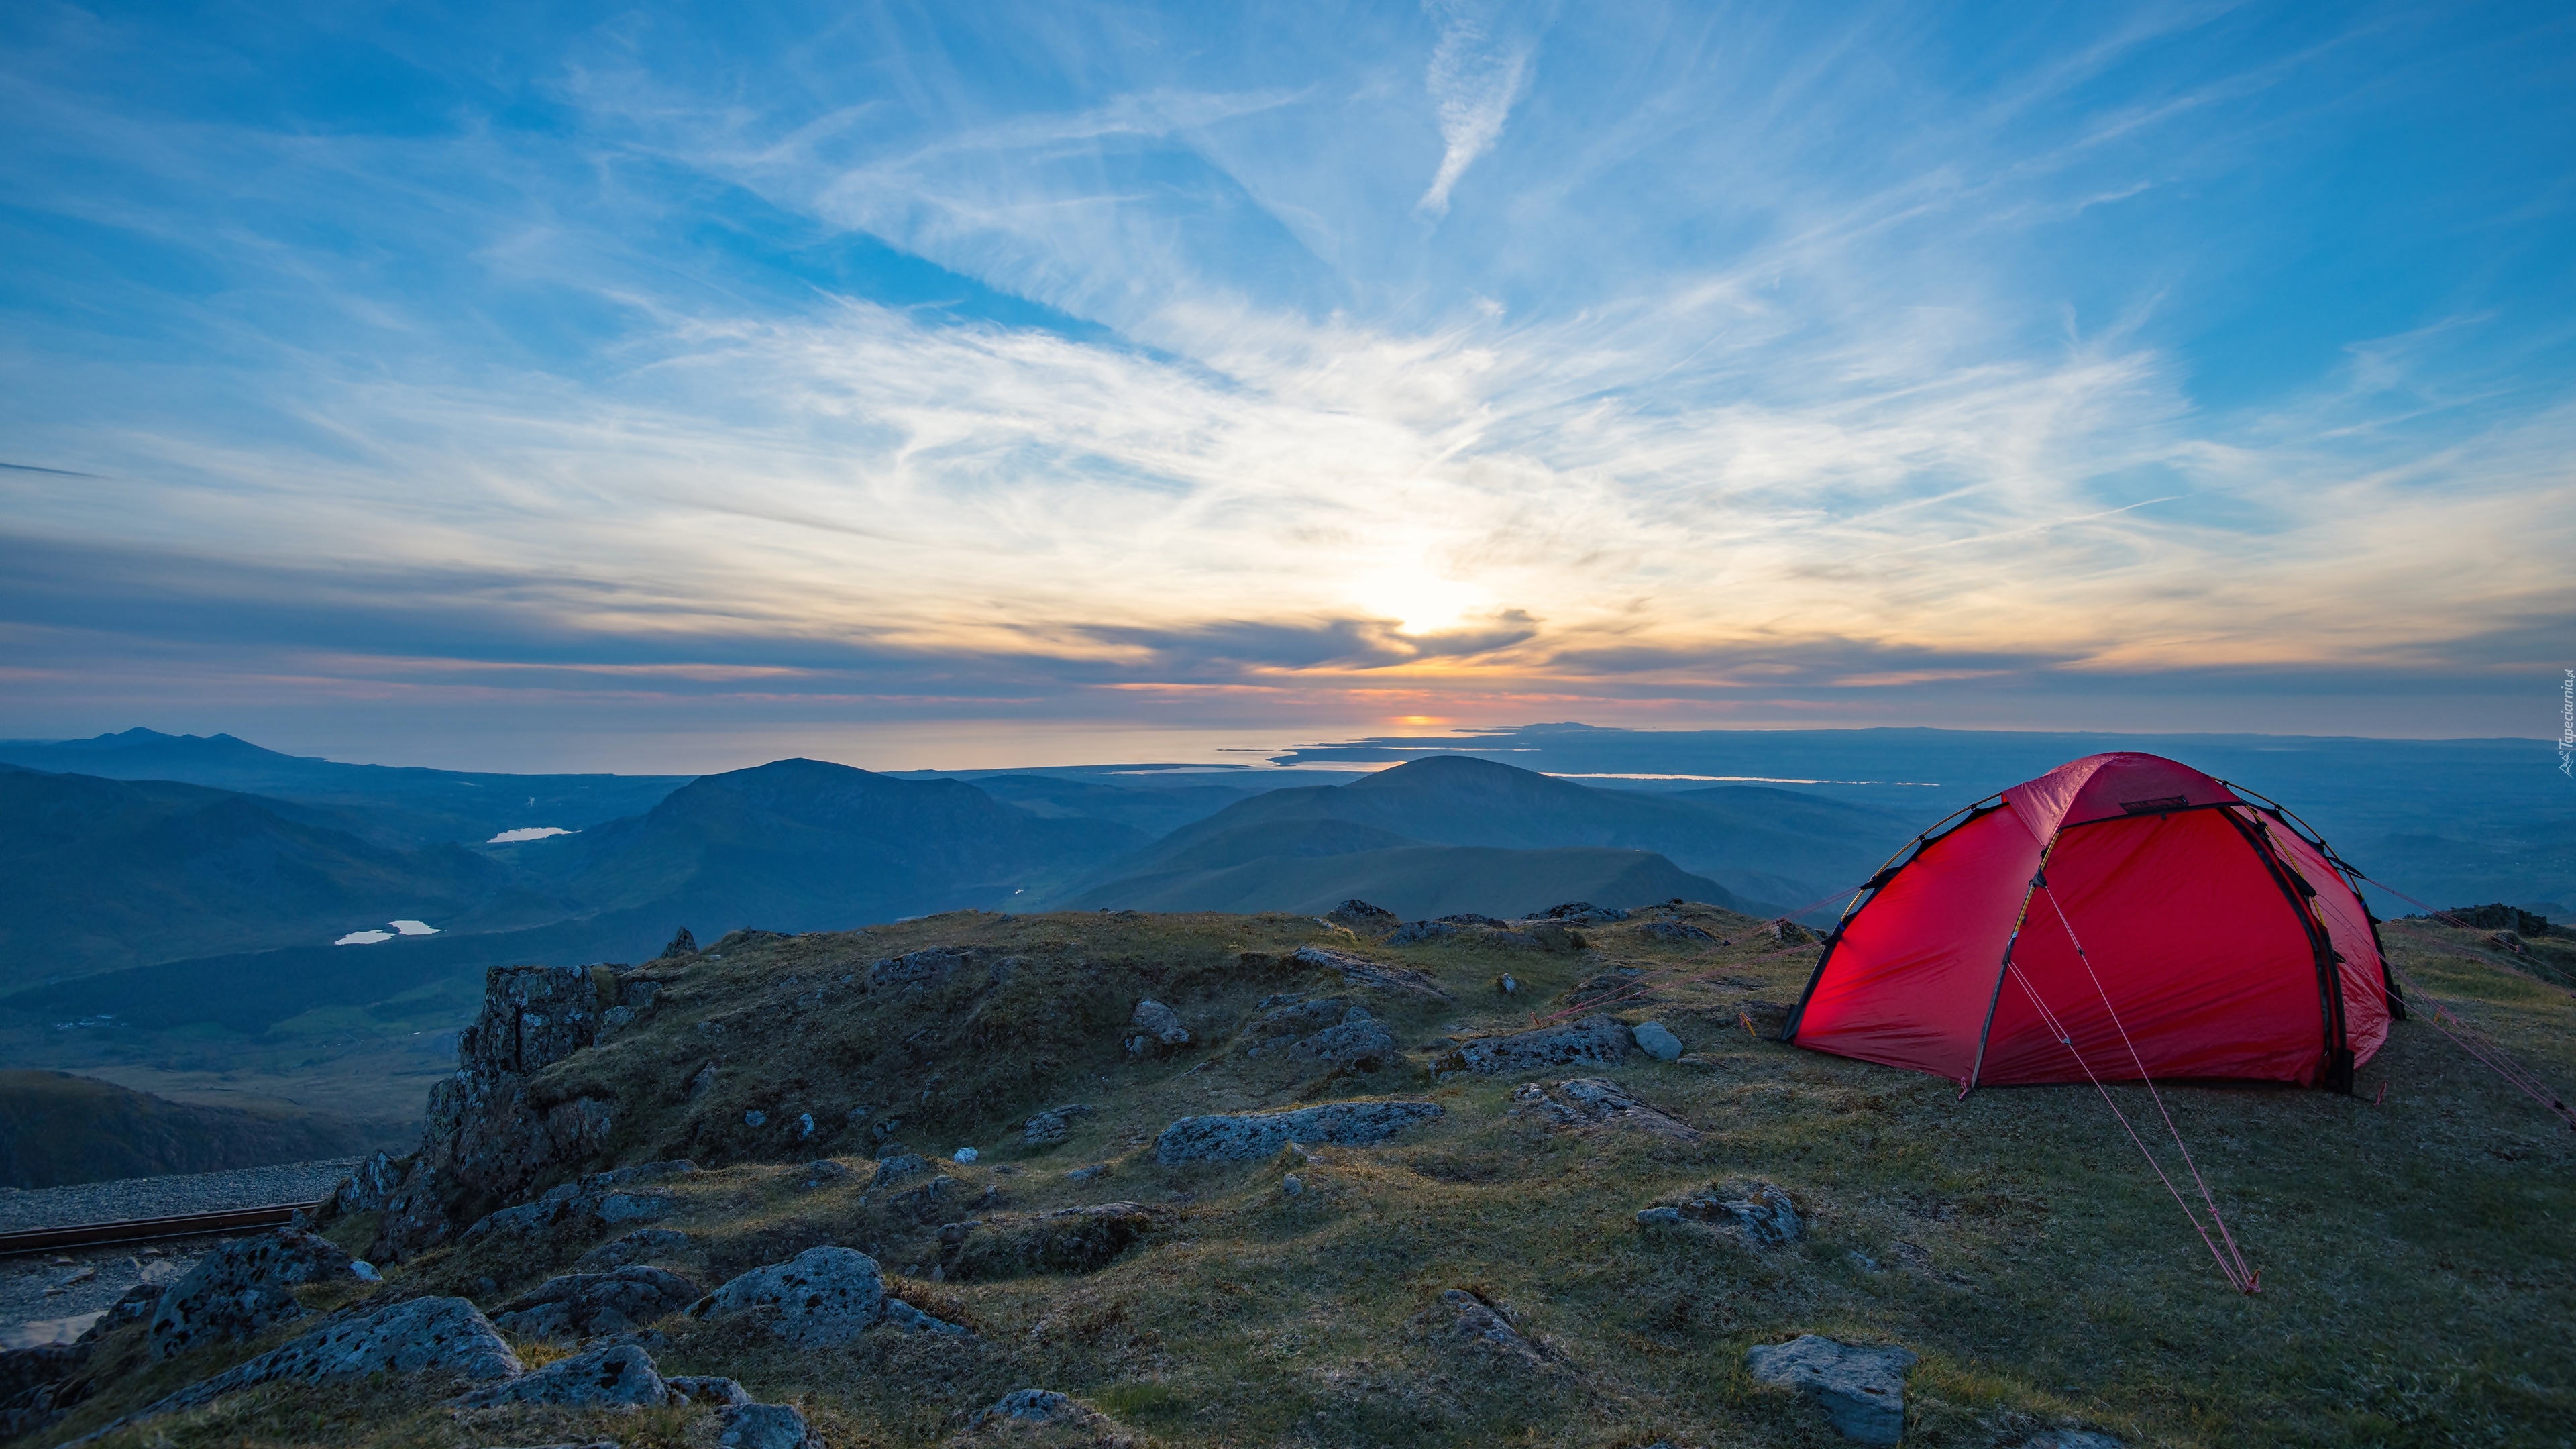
[0,1200,325,1258]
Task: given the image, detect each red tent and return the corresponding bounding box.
[1784,752,2398,1093]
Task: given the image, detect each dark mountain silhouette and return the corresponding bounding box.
[1060,755,1910,912]
[1057,842,1746,918]
[0,767,566,985]
[0,1070,374,1187]
[0,727,690,847]
[503,758,1150,943]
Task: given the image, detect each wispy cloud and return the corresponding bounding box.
[0,1,2569,763]
[1416,1,1535,218]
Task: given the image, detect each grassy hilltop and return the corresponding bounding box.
[27,906,2576,1448]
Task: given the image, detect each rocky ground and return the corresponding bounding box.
[3,903,2569,1448]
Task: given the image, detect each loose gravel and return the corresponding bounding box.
[0,1158,362,1234]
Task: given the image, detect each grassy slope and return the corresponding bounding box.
[0,1070,372,1187]
[29,912,2574,1448]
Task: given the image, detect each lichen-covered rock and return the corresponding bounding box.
[1440,1287,1549,1367]
[491,1265,701,1340]
[1155,1100,1444,1163]
[1432,1015,1630,1077]
[121,1297,519,1428]
[327,1149,408,1217]
[1536,901,1628,924]
[721,1401,824,1448]
[1746,1334,1916,1444]
[1324,899,1402,936]
[669,1374,752,1405]
[374,963,665,1262]
[454,1159,698,1246]
[869,947,971,989]
[453,1342,669,1408]
[947,1202,1169,1279]
[148,1227,360,1358]
[1665,1180,1802,1245]
[1634,920,1717,943]
[1290,946,1452,998]
[1511,1078,1700,1139]
[869,1152,931,1188]
[1020,1104,1093,1145]
[1631,1021,1684,1060]
[688,1246,886,1348]
[1124,999,1191,1055]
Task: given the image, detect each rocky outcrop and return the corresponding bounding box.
[454,1159,698,1248]
[115,1296,519,1430]
[1510,1079,1699,1139]
[1156,1101,1443,1163]
[688,1245,886,1347]
[722,1401,824,1447]
[1440,1287,1550,1368]
[1324,899,1401,936]
[1538,902,1629,924]
[1291,946,1451,998]
[1124,998,1191,1055]
[491,1265,701,1340]
[1238,996,1397,1069]
[148,1227,362,1358]
[1746,1334,1916,1444]
[454,1342,671,1408]
[372,963,670,1263]
[1020,1104,1094,1145]
[0,1344,87,1438]
[974,1388,1102,1428]
[1431,1014,1629,1077]
[1638,1179,1803,1244]
[1634,920,1717,943]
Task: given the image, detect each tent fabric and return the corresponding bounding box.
[1784,752,2391,1093]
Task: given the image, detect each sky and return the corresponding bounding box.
[1,1,2571,773]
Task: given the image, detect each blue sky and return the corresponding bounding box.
[1,1,2570,771]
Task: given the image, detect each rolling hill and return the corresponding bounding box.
[1052,755,1911,915]
[0,767,565,985]
[0,1070,372,1187]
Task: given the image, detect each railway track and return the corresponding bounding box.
[0,1201,326,1258]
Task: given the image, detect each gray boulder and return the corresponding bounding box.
[1156,1100,1444,1163]
[1291,1006,1399,1069]
[1020,1103,1093,1146]
[1638,1180,1802,1245]
[492,1265,701,1340]
[328,1149,409,1216]
[1631,1021,1684,1060]
[453,1342,669,1408]
[881,1297,975,1337]
[123,1296,518,1427]
[1124,998,1191,1055]
[1432,1014,1630,1077]
[1746,1334,1917,1445]
[721,1401,823,1448]
[688,1246,885,1348]
[149,1227,360,1358]
[665,1374,751,1405]
[1325,899,1402,935]
[869,1152,931,1187]
[1440,1288,1547,1366]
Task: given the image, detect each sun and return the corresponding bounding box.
[1354,574,1494,637]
